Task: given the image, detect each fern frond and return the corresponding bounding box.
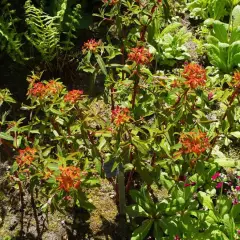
[60,4,83,51]
[24,0,60,62]
[0,0,25,63]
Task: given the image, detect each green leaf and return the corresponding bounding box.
[132,137,149,155]
[0,132,14,141]
[230,203,240,219]
[129,189,153,213]
[223,214,235,239]
[232,5,240,29]
[217,196,232,217]
[198,191,214,210]
[126,204,149,218]
[230,131,240,138]
[95,54,107,75]
[131,219,153,240]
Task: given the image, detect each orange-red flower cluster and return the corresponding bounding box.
[28,82,46,98]
[56,166,81,192]
[64,90,83,104]
[27,80,63,98]
[16,147,37,167]
[179,131,210,155]
[128,47,152,65]
[182,63,207,89]
[102,0,119,5]
[232,72,240,88]
[111,106,130,126]
[82,39,101,53]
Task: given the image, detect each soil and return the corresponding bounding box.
[0,171,119,240]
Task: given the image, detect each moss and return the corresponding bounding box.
[88,179,118,239]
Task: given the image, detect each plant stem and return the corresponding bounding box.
[117,163,126,239]
[14,172,24,237]
[30,188,41,239]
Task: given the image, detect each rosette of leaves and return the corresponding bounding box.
[186,0,231,20]
[204,5,240,73]
[148,22,192,66]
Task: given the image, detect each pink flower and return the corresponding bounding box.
[237,229,240,235]
[236,186,240,191]
[211,172,220,180]
[216,182,223,189]
[233,198,239,205]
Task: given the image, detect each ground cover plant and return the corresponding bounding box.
[0,0,240,239]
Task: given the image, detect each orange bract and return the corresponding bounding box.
[27,80,63,98]
[64,90,83,104]
[56,166,81,192]
[128,47,152,65]
[179,131,210,155]
[82,39,101,53]
[182,63,207,89]
[111,106,130,126]
[102,0,119,5]
[46,80,64,94]
[16,147,37,167]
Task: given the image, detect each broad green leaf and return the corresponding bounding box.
[129,189,153,213]
[230,203,240,219]
[126,204,149,218]
[213,20,228,43]
[198,191,214,210]
[223,214,235,239]
[131,219,153,240]
[230,131,240,138]
[217,196,232,217]
[232,5,240,29]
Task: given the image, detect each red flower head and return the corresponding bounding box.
[102,0,119,5]
[232,72,240,88]
[57,166,81,192]
[182,63,207,89]
[179,131,210,155]
[27,82,46,98]
[16,147,37,167]
[236,186,240,191]
[111,106,130,126]
[64,90,83,104]
[82,39,101,53]
[128,47,152,65]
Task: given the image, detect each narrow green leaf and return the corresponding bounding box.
[95,54,107,75]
